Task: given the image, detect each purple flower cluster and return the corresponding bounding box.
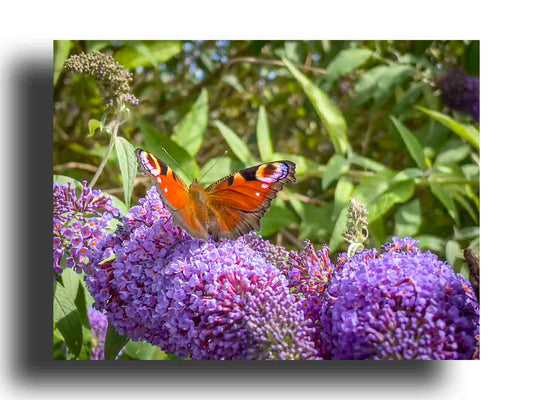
[85,187,318,360]
[53,181,120,274]
[322,237,479,360]
[87,307,108,360]
[438,69,480,122]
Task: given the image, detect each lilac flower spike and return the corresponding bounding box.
[53,181,119,274]
[322,237,479,360]
[86,187,319,360]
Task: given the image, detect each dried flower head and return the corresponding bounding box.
[64,51,139,107]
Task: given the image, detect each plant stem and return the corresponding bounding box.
[89,107,123,188]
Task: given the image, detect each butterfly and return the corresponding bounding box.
[136,149,296,241]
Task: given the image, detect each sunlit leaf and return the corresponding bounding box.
[171,88,209,156]
[213,120,258,166]
[283,57,349,155]
[115,41,182,69]
[329,205,348,252]
[353,65,413,105]
[54,280,82,358]
[322,154,348,190]
[54,40,72,86]
[104,323,130,360]
[324,48,372,82]
[435,139,471,165]
[87,119,102,138]
[349,153,391,172]
[366,180,415,223]
[394,198,421,237]
[257,106,274,162]
[390,116,428,170]
[416,106,479,149]
[429,181,459,225]
[138,118,199,184]
[445,240,461,269]
[332,176,354,219]
[416,235,445,253]
[115,137,137,209]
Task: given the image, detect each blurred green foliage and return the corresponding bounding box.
[53,39,479,279]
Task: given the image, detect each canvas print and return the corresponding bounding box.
[53,40,480,360]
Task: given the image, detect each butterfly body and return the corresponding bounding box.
[136,149,296,241]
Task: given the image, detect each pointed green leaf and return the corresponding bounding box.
[114,41,182,69]
[54,280,82,357]
[260,198,298,237]
[394,198,422,237]
[222,74,245,93]
[445,240,461,269]
[257,106,274,162]
[283,57,349,155]
[435,139,471,165]
[325,48,372,82]
[349,153,391,172]
[53,175,83,190]
[416,235,446,253]
[213,120,258,166]
[104,323,130,360]
[366,180,415,223]
[115,137,137,209]
[329,205,349,252]
[138,119,199,184]
[429,181,459,225]
[172,88,209,156]
[353,65,413,106]
[416,106,479,149]
[54,40,72,86]
[88,119,102,138]
[332,176,354,219]
[390,116,428,170]
[322,154,348,190]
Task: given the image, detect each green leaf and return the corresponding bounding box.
[299,203,334,242]
[283,57,349,155]
[366,180,415,223]
[54,280,82,358]
[349,153,391,172]
[213,120,258,166]
[199,157,243,185]
[53,40,72,86]
[87,119,102,138]
[416,235,446,253]
[445,240,461,269]
[322,154,348,190]
[171,88,209,156]
[53,175,83,191]
[454,226,480,241]
[222,74,245,93]
[114,40,182,69]
[394,199,421,237]
[353,65,413,106]
[256,106,274,162]
[115,137,137,209]
[104,323,130,360]
[435,139,471,165]
[122,341,167,360]
[324,48,372,82]
[394,168,424,182]
[390,116,428,170]
[138,119,199,184]
[329,205,349,252]
[332,176,354,219]
[260,198,298,237]
[416,106,479,149]
[429,181,460,225]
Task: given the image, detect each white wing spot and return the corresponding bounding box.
[255,192,260,197]
[164,188,168,193]
[157,177,162,183]
[261,183,268,189]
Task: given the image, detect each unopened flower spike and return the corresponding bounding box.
[342,199,368,258]
[64,51,139,107]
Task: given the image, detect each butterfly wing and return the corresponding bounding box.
[136,149,208,239]
[205,161,296,240]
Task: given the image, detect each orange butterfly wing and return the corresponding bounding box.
[136,149,208,239]
[205,161,296,240]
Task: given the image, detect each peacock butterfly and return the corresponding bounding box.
[136,149,296,241]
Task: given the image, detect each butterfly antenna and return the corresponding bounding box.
[199,151,228,184]
[162,148,192,182]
